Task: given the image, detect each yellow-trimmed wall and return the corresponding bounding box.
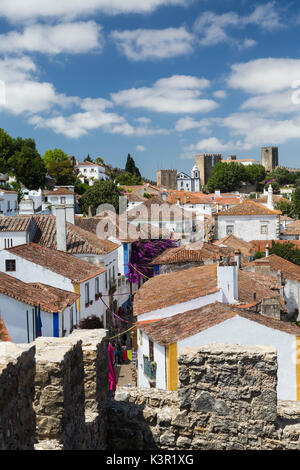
[167,342,178,391]
[73,283,81,323]
[296,336,300,401]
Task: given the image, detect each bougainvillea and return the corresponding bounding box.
[127,238,178,284]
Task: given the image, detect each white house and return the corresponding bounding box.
[0,242,107,325]
[0,271,79,343]
[216,199,281,242]
[0,189,18,216]
[42,187,76,214]
[22,188,43,211]
[76,161,108,186]
[137,302,300,401]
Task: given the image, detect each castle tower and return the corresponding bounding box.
[194,154,222,188]
[261,147,279,172]
[156,169,178,190]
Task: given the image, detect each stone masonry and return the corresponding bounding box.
[2,337,300,449]
[108,344,300,450]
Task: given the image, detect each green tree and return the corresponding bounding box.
[95,157,104,166]
[0,128,14,173]
[270,241,300,266]
[43,148,69,167]
[125,154,141,180]
[275,200,293,218]
[207,162,247,193]
[74,178,90,195]
[84,154,93,163]
[244,164,266,186]
[115,172,142,186]
[47,160,77,186]
[79,180,121,214]
[291,187,300,219]
[8,141,46,190]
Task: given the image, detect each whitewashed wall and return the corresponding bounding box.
[178,315,297,401]
[217,215,279,242]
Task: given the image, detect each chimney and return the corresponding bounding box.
[65,204,75,225]
[161,192,167,202]
[277,270,284,286]
[265,244,270,257]
[267,184,274,211]
[56,205,67,252]
[215,189,221,198]
[234,249,241,269]
[217,262,238,304]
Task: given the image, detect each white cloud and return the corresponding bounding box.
[213,90,227,99]
[194,2,282,48]
[0,0,191,22]
[188,136,234,153]
[242,90,299,114]
[111,75,218,114]
[0,55,78,114]
[136,145,146,151]
[29,109,170,139]
[0,22,103,55]
[228,58,300,94]
[111,27,194,61]
[175,116,214,132]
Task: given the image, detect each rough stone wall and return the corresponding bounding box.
[107,343,300,450]
[2,338,300,450]
[0,343,36,450]
[0,329,109,450]
[70,329,109,450]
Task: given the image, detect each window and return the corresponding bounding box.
[6,259,16,272]
[261,225,268,235]
[70,308,74,332]
[105,271,108,290]
[85,283,90,305]
[113,266,115,282]
[95,277,99,295]
[61,197,66,204]
[149,340,154,362]
[7,201,10,212]
[226,225,234,235]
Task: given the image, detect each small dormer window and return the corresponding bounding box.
[6,259,16,272]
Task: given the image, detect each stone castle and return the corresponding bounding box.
[2,331,300,450]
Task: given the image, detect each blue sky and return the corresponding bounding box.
[0,0,300,180]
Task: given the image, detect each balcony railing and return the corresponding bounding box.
[143,355,157,382]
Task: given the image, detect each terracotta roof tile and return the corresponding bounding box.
[214,235,256,257]
[217,200,281,216]
[43,188,74,195]
[150,242,231,266]
[0,272,79,313]
[245,254,300,283]
[133,264,285,316]
[6,243,105,283]
[0,215,33,232]
[134,264,219,316]
[33,214,119,255]
[250,240,300,252]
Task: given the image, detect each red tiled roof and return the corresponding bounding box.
[133,264,285,316]
[43,187,74,195]
[6,243,105,283]
[0,272,79,313]
[217,200,281,216]
[0,215,33,232]
[214,235,256,257]
[245,254,300,283]
[137,302,300,346]
[150,243,231,266]
[33,214,119,255]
